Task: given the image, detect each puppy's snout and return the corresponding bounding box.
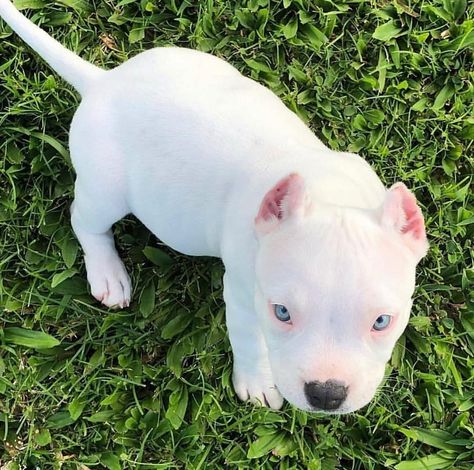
[304,380,348,411]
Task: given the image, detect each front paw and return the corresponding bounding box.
[232,363,284,410]
[86,254,131,309]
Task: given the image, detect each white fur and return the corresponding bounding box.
[0,0,427,413]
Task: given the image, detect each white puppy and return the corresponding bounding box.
[0,0,428,413]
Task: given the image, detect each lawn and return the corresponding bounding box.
[0,0,473,468]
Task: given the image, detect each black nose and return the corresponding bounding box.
[304,380,348,411]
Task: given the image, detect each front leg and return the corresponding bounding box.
[224,273,283,409]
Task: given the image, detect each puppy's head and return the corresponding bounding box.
[254,173,428,413]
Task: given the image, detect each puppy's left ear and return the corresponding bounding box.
[255,173,309,235]
[381,182,428,262]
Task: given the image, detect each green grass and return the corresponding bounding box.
[0,0,473,468]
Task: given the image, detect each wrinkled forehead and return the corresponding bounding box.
[256,214,417,306]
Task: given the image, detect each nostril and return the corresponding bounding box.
[304,380,348,411]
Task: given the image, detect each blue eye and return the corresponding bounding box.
[274,304,291,322]
[373,314,392,331]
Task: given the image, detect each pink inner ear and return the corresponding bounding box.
[388,183,426,240]
[258,175,296,221]
[383,183,428,261]
[394,184,425,240]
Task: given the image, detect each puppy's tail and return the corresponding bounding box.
[0,0,103,94]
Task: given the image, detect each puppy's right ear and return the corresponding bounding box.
[381,183,428,262]
[255,173,308,235]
